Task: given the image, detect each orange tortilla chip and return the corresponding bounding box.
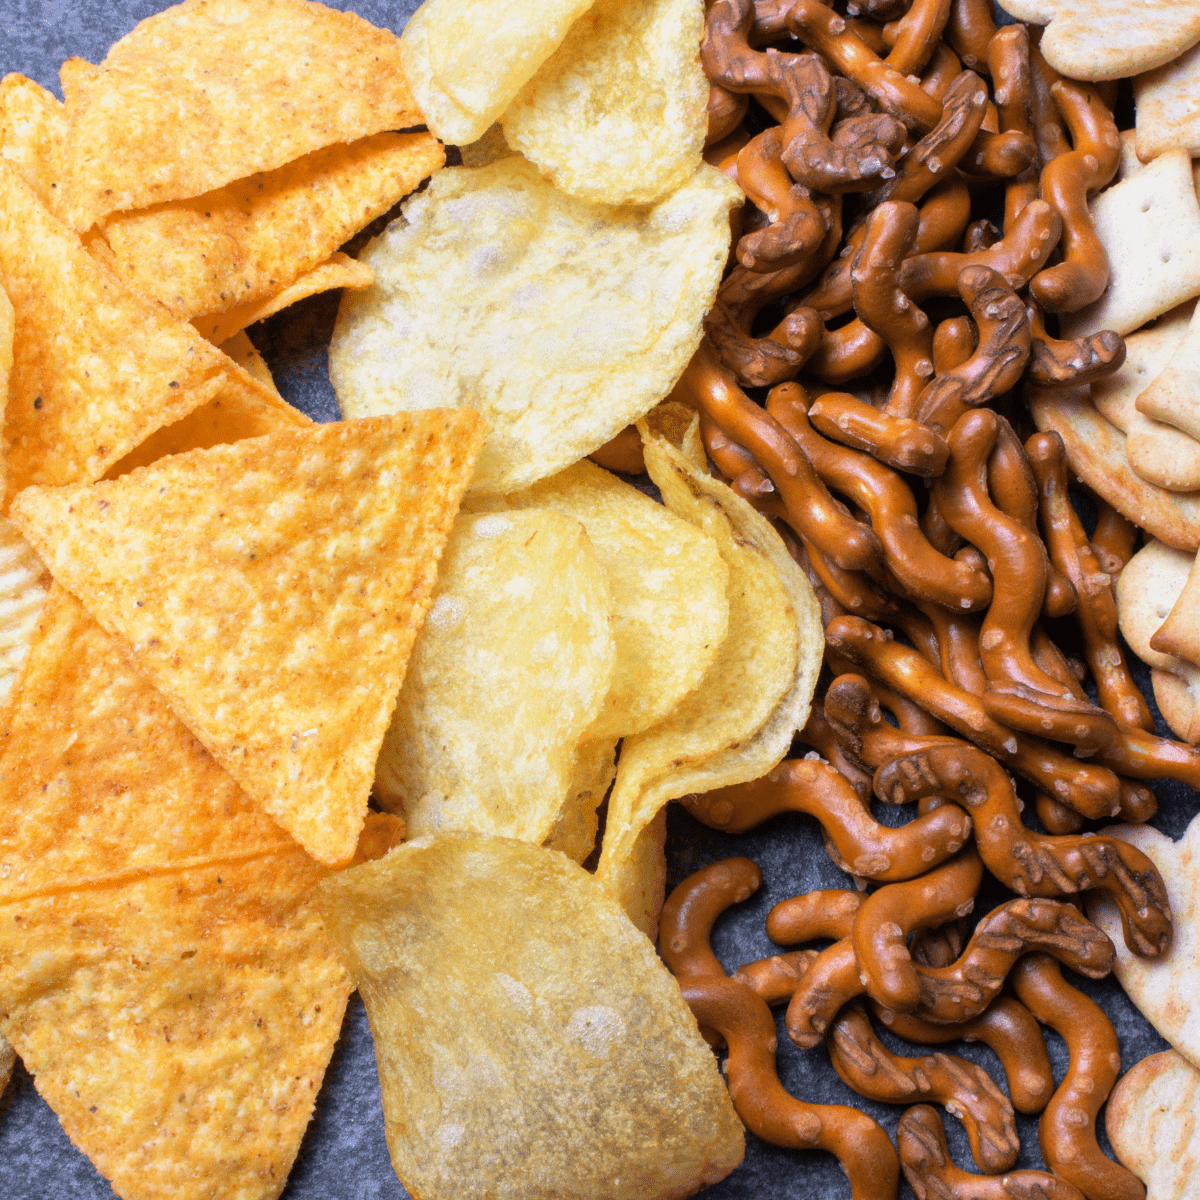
[102,132,442,323]
[191,253,373,346]
[61,0,423,231]
[218,331,279,393]
[11,411,487,866]
[0,161,293,506]
[0,72,66,215]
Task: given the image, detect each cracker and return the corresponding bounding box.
[1091,304,1200,491]
[101,132,441,323]
[1087,813,1200,1068]
[1029,386,1200,551]
[1061,149,1200,339]
[10,411,486,866]
[997,0,1200,80]
[1150,667,1200,745]
[1151,544,1200,666]
[1135,40,1200,161]
[1106,1050,1200,1199]
[1136,299,1200,443]
[61,0,421,231]
[1117,129,1146,182]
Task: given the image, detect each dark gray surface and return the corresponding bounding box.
[1,2,1197,1198]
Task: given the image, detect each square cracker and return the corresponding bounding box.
[10,412,486,866]
[1136,300,1200,443]
[1136,41,1200,161]
[1062,149,1200,339]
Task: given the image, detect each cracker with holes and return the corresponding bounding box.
[1062,149,1200,339]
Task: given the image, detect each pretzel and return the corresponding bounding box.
[880,0,951,76]
[876,745,1173,957]
[915,266,1032,431]
[806,317,890,383]
[919,489,965,557]
[1036,792,1085,835]
[1027,431,1155,731]
[908,898,1116,1024]
[824,616,1126,818]
[931,315,976,377]
[919,41,962,103]
[873,995,1055,1114]
[894,603,945,668]
[1028,29,1072,168]
[1097,724,1200,793]
[588,425,645,475]
[1089,500,1138,576]
[705,82,748,147]
[677,339,885,573]
[851,846,984,1010]
[946,0,996,72]
[911,918,972,968]
[767,888,866,945]
[828,1000,1020,1174]
[1028,81,1120,313]
[682,757,973,882]
[897,1105,1089,1200]
[766,384,992,611]
[798,703,875,799]
[932,408,1116,752]
[1026,303,1126,389]
[806,391,950,477]
[733,948,820,1004]
[704,294,824,387]
[802,534,901,623]
[658,857,763,981]
[784,935,866,1047]
[1010,955,1145,1200]
[679,974,902,1200]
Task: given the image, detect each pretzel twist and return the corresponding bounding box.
[873,996,1055,1114]
[658,857,763,981]
[798,702,875,799]
[1036,792,1085,835]
[706,82,748,146]
[946,0,996,72]
[829,1001,1020,1174]
[881,0,952,76]
[806,391,950,477]
[733,948,820,1005]
[876,745,1173,957]
[1026,303,1125,389]
[705,294,824,387]
[1097,724,1200,792]
[807,318,890,383]
[785,935,866,1046]
[1089,501,1138,575]
[1011,955,1146,1200]
[897,1104,1089,1200]
[802,535,901,623]
[767,888,866,945]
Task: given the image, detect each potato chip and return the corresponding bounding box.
[11,411,486,866]
[374,509,615,845]
[0,161,297,506]
[0,1035,13,1097]
[596,410,823,924]
[314,832,745,1200]
[624,808,669,941]
[330,157,740,496]
[469,459,730,740]
[501,0,708,206]
[398,0,598,145]
[101,132,442,323]
[457,123,516,169]
[0,72,66,215]
[0,517,50,704]
[543,737,618,864]
[60,0,422,231]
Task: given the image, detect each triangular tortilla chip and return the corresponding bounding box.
[61,0,422,231]
[218,331,279,393]
[0,72,67,216]
[0,161,300,507]
[11,411,487,865]
[0,516,49,703]
[101,132,442,323]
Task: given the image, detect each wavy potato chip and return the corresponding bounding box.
[314,832,745,1200]
[101,132,442,323]
[502,0,708,206]
[543,737,618,864]
[468,459,730,741]
[398,0,597,145]
[374,508,615,845]
[60,0,421,231]
[331,157,740,496]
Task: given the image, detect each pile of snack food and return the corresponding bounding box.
[5,0,1200,1196]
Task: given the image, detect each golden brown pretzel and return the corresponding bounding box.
[784,935,865,1047]
[705,294,824,387]
[1028,81,1120,313]
[913,606,988,696]
[682,757,973,882]
[658,857,763,980]
[874,745,1173,958]
[828,1001,1020,1174]
[1028,29,1072,168]
[920,40,962,102]
[873,996,1055,1114]
[932,315,977,374]
[1089,500,1138,575]
[677,339,885,573]
[1026,431,1154,731]
[706,82,748,146]
[798,702,875,799]
[851,847,984,1010]
[733,948,820,1005]
[946,0,995,72]
[882,0,951,76]
[680,974,902,1200]
[588,425,645,475]
[767,384,992,611]
[1011,955,1146,1200]
[908,898,1115,1024]
[806,317,890,383]
[824,616,1125,819]
[1036,792,1085,835]
[1118,779,1158,824]
[767,888,865,945]
[802,534,901,623]
[932,409,1116,753]
[960,126,1037,181]
[990,24,1041,233]
[1097,724,1200,792]
[897,1104,1089,1200]
[806,390,951,477]
[1026,303,1126,389]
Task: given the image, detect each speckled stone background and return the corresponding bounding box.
[0,2,1193,1198]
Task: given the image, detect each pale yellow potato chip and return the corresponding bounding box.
[998,0,1200,80]
[544,737,618,864]
[61,0,422,231]
[502,0,708,206]
[192,254,373,346]
[0,517,50,704]
[374,509,615,845]
[470,459,731,741]
[218,331,279,393]
[398,0,597,145]
[596,414,824,924]
[0,161,295,507]
[331,157,740,496]
[10,411,486,866]
[101,132,442,323]
[456,123,516,169]
[624,808,669,942]
[314,832,745,1200]
[0,72,66,216]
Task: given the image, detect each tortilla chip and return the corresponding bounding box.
[191,253,373,347]
[102,132,442,323]
[0,517,50,704]
[314,832,745,1200]
[11,411,486,866]
[0,161,291,507]
[58,56,102,106]
[0,72,66,215]
[217,331,278,394]
[61,0,422,231]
